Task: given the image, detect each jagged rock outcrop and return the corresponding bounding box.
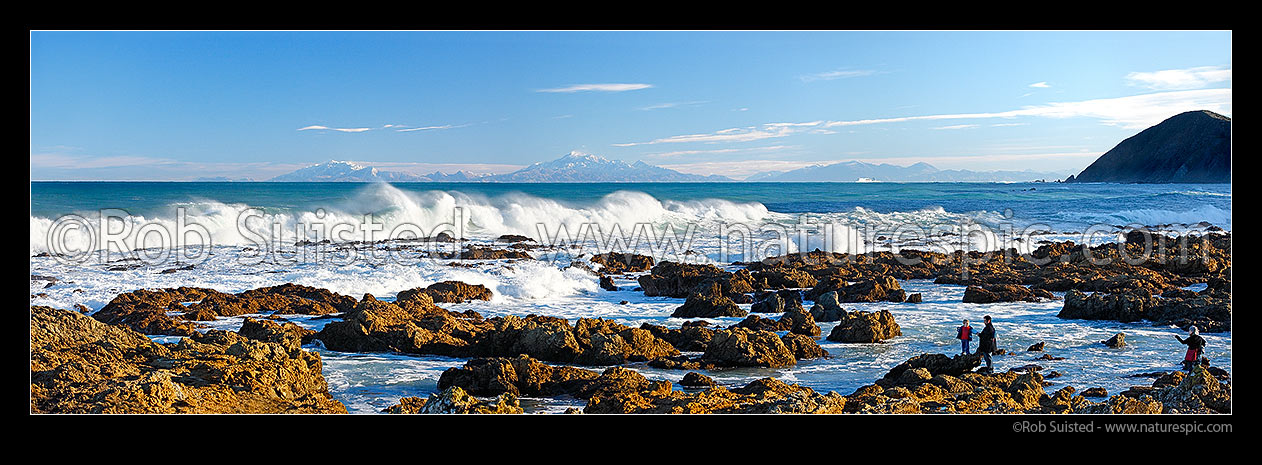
[316,295,677,365]
[807,276,906,303]
[808,290,848,322]
[584,377,847,414]
[411,386,523,414]
[31,306,345,414]
[963,284,1054,303]
[397,281,493,303]
[826,310,902,343]
[699,328,798,368]
[590,252,654,274]
[671,285,747,318]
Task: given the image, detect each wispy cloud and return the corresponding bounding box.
[297,125,372,133]
[298,123,469,133]
[613,125,799,147]
[536,83,653,93]
[395,123,468,132]
[1028,81,1051,88]
[1126,65,1231,90]
[800,69,878,82]
[615,87,1231,146]
[639,100,708,111]
[642,145,797,159]
[933,124,979,130]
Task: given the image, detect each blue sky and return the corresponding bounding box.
[30,31,1231,180]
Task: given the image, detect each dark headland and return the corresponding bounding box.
[1066,110,1231,184]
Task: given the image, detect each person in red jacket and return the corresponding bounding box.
[957,319,974,355]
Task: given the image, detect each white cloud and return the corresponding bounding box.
[536,83,653,93]
[933,124,979,130]
[613,125,798,146]
[1028,82,1050,88]
[639,100,707,111]
[800,69,878,82]
[297,125,372,133]
[395,123,467,132]
[642,145,797,159]
[1126,66,1231,90]
[615,87,1231,146]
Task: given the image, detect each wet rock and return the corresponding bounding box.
[31,306,345,414]
[638,263,758,305]
[92,287,223,336]
[599,275,618,291]
[730,314,783,332]
[1102,333,1126,348]
[1148,294,1231,333]
[495,234,534,243]
[416,386,523,414]
[1058,289,1155,323]
[751,268,818,289]
[1157,364,1230,413]
[382,396,428,414]
[458,246,533,260]
[778,307,821,336]
[590,252,654,274]
[750,293,785,314]
[317,296,676,366]
[679,372,717,388]
[825,310,901,343]
[962,284,1054,303]
[398,281,493,303]
[808,290,847,322]
[905,293,922,303]
[1081,387,1108,397]
[238,317,315,351]
[700,328,797,368]
[878,353,981,387]
[1027,341,1045,352]
[671,287,747,319]
[807,276,906,303]
[584,376,846,414]
[640,322,715,352]
[780,333,828,360]
[1075,395,1163,414]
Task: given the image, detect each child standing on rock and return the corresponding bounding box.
[957,319,974,354]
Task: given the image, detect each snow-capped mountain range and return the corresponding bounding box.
[746,160,1067,182]
[268,152,733,182]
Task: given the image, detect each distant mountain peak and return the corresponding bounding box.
[490,151,731,182]
[746,159,1063,182]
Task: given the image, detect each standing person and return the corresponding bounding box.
[1175,326,1207,371]
[957,319,974,354]
[976,315,997,372]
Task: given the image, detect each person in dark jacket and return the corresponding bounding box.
[1175,326,1207,371]
[957,319,974,355]
[976,315,997,372]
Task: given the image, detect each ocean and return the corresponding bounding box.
[29,181,1232,413]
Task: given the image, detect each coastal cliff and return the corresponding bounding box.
[1068,110,1230,184]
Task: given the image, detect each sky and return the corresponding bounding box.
[30,30,1232,180]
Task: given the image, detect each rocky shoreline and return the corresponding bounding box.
[30,231,1230,414]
